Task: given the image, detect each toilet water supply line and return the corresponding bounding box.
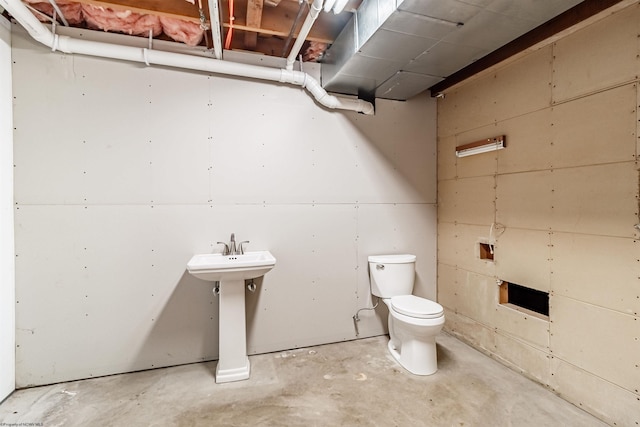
[352,298,378,337]
[353,265,381,337]
[0,0,374,115]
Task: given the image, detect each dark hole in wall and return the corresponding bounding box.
[479,243,494,260]
[501,282,549,316]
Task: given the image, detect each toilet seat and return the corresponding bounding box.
[391,295,443,319]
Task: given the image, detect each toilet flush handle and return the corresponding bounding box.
[376,264,385,270]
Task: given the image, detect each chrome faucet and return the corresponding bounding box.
[228,233,237,256]
[217,233,249,255]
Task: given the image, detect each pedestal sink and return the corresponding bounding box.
[187,251,276,383]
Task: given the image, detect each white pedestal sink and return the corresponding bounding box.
[187,251,276,383]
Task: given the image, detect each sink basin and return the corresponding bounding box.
[187,251,276,281]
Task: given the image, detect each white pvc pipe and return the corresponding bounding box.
[0,0,374,115]
[285,0,322,71]
[207,0,222,60]
[47,0,68,27]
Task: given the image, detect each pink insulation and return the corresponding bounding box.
[81,4,162,37]
[24,0,83,25]
[303,41,328,62]
[22,1,203,46]
[159,16,203,47]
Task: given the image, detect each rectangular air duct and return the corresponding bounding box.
[321,0,583,100]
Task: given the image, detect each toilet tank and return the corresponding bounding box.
[368,254,416,298]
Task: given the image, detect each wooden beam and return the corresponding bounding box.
[219,0,350,44]
[222,22,332,44]
[429,0,626,95]
[73,0,202,22]
[244,0,264,49]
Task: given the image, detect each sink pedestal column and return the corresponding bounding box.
[215,279,250,383]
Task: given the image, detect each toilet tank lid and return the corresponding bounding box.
[391,295,444,319]
[368,254,416,264]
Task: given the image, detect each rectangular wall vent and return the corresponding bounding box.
[499,281,549,318]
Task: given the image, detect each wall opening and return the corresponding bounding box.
[499,281,549,318]
[479,243,494,260]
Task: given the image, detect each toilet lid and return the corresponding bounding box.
[391,295,444,319]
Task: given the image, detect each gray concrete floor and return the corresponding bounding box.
[1,333,606,426]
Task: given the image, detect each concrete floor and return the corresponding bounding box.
[0,333,606,426]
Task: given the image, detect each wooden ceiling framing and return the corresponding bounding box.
[60,0,361,58]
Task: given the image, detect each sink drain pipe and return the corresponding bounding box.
[0,0,374,115]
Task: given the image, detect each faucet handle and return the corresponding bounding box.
[238,241,250,254]
[216,242,230,256]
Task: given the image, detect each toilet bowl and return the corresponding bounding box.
[368,254,445,375]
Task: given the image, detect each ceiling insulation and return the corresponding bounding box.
[24,0,205,45]
[4,0,624,101]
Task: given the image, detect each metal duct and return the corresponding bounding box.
[321,0,583,100]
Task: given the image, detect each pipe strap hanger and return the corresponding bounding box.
[0,0,374,115]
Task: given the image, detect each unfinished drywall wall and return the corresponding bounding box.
[0,15,15,402]
[11,25,437,387]
[437,3,640,425]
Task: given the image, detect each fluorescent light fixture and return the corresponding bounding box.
[455,135,505,158]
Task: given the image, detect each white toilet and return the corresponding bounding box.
[368,254,445,375]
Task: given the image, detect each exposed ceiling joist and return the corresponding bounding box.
[244,0,263,48]
[73,0,204,22]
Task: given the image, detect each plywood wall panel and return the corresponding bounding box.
[637,83,640,161]
[494,304,549,350]
[494,332,551,386]
[551,84,637,169]
[14,205,220,386]
[496,108,553,174]
[347,94,437,204]
[455,124,499,179]
[551,3,640,102]
[550,233,639,315]
[454,176,496,226]
[208,79,343,205]
[210,81,436,206]
[453,269,496,327]
[443,308,497,354]
[12,28,437,386]
[549,295,640,393]
[437,96,458,138]
[437,75,498,135]
[549,357,640,426]
[453,224,497,278]
[438,135,457,181]
[357,203,438,301]
[443,47,553,134]
[437,4,640,423]
[246,204,360,352]
[489,47,553,122]
[437,179,458,224]
[496,171,553,230]
[437,222,457,267]
[551,162,638,237]
[495,228,551,293]
[437,263,458,311]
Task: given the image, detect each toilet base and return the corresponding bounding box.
[387,337,438,376]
